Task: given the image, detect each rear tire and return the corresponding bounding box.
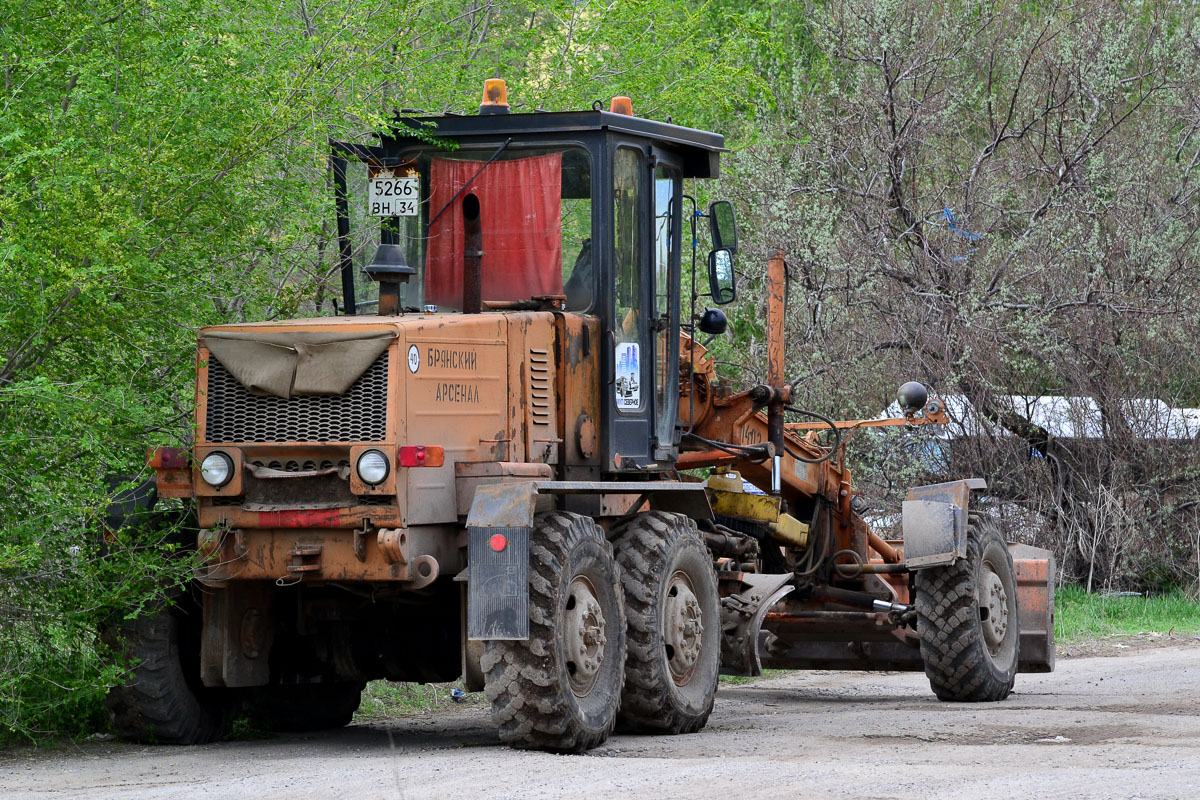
[481,511,626,753]
[103,602,236,744]
[613,512,719,734]
[915,512,1019,701]
[244,682,365,732]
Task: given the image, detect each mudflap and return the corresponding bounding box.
[1011,543,1056,673]
[719,571,794,676]
[901,478,985,568]
[466,482,537,641]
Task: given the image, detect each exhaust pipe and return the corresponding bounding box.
[462,193,482,314]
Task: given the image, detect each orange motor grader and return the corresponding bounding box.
[109,81,1054,752]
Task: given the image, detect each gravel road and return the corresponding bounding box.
[5,636,1199,800]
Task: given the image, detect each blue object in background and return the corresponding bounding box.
[942,207,981,262]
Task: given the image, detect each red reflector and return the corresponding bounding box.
[147,446,188,469]
[489,533,507,552]
[398,445,445,468]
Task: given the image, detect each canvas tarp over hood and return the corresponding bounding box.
[201,330,396,398]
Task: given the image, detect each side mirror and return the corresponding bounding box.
[707,249,737,305]
[708,200,738,254]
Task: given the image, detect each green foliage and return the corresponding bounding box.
[0,0,764,743]
[4,0,1198,743]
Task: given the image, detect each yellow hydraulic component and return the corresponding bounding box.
[766,514,809,549]
[704,471,809,549]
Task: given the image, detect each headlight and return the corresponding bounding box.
[200,452,233,487]
[357,449,390,485]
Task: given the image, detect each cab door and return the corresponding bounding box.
[650,149,682,462]
[605,144,682,471]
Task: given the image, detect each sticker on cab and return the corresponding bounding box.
[408,344,420,374]
[615,342,640,409]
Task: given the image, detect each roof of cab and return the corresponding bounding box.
[382,109,725,178]
[390,109,723,150]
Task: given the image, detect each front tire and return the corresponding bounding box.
[103,602,236,744]
[481,512,626,752]
[613,512,720,734]
[915,512,1019,701]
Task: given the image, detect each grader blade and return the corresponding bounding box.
[757,543,1056,674]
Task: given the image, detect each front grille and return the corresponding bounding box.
[204,354,389,443]
[241,471,356,508]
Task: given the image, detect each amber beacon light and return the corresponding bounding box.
[479,78,510,114]
[609,96,633,116]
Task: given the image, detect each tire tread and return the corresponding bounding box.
[612,511,718,734]
[483,512,625,753]
[915,512,1018,702]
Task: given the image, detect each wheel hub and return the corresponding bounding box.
[979,566,1010,654]
[664,571,704,684]
[564,576,607,695]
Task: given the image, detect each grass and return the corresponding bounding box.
[1054,585,1200,642]
[720,668,789,685]
[353,679,482,721]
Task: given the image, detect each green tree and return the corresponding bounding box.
[0,0,761,741]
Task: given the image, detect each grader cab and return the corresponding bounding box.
[113,81,1055,752]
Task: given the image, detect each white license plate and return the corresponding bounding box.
[367,170,419,216]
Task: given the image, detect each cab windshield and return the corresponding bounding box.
[389,144,593,312]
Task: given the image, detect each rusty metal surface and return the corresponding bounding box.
[198,505,401,530]
[760,635,925,672]
[154,467,192,498]
[193,525,458,584]
[901,479,990,568]
[454,461,552,516]
[556,314,602,474]
[405,315,512,524]
[244,462,349,480]
[378,528,406,563]
[719,571,794,676]
[523,321,559,465]
[465,481,539,529]
[1010,542,1056,672]
[906,478,985,506]
[867,531,901,564]
[783,401,950,431]
[765,252,787,473]
[535,480,714,520]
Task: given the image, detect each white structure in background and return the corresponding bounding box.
[883,395,1200,442]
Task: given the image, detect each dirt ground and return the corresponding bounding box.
[4,635,1199,800]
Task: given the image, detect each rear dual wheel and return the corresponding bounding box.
[613,512,720,734]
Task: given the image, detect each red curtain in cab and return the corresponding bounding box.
[424,153,563,308]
